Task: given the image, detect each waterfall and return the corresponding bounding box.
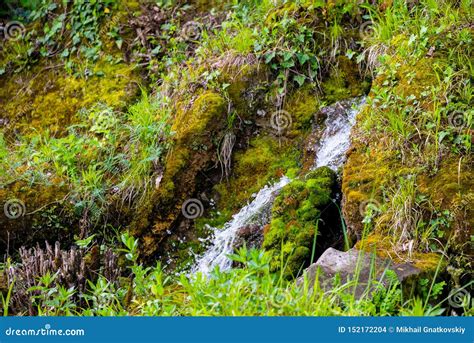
[314,97,366,170]
[192,176,291,275]
[193,97,365,275]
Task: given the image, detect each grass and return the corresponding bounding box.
[0,91,172,227]
[2,239,459,316]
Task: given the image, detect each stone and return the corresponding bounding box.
[296,247,422,298]
[232,224,263,251]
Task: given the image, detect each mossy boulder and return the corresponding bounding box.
[134,91,228,256]
[263,166,342,278]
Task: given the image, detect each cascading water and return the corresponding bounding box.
[192,176,291,275]
[193,97,366,275]
[314,97,366,170]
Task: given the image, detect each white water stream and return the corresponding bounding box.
[193,97,365,275]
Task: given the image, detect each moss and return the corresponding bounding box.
[321,56,370,103]
[0,180,74,251]
[0,57,138,137]
[263,166,337,278]
[284,86,320,134]
[214,135,301,213]
[342,41,473,268]
[135,91,227,256]
[217,59,269,119]
[356,234,442,272]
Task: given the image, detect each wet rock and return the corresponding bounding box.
[232,224,263,251]
[296,247,422,298]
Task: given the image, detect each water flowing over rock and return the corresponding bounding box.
[313,97,366,170]
[232,224,263,251]
[192,176,290,275]
[193,98,366,275]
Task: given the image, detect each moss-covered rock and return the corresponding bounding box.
[263,166,341,278]
[321,56,370,103]
[132,90,227,255]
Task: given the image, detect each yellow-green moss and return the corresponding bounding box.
[135,91,227,256]
[342,48,473,261]
[322,56,370,103]
[214,135,301,214]
[0,57,138,136]
[356,234,442,272]
[284,86,320,134]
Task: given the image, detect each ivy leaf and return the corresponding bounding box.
[294,74,306,87]
[280,58,295,69]
[345,49,355,60]
[61,48,69,58]
[282,51,293,61]
[151,45,161,55]
[264,51,276,64]
[296,53,310,65]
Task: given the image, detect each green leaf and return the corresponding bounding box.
[264,51,276,64]
[296,53,310,65]
[75,234,96,248]
[282,51,293,61]
[345,49,355,60]
[294,74,306,87]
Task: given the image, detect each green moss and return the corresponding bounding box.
[214,135,301,213]
[321,56,369,103]
[217,60,268,119]
[263,166,337,278]
[0,57,138,137]
[356,234,443,272]
[137,91,227,256]
[284,86,320,134]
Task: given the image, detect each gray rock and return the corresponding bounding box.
[232,224,263,251]
[296,247,421,298]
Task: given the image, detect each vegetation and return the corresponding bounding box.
[0,0,472,317]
